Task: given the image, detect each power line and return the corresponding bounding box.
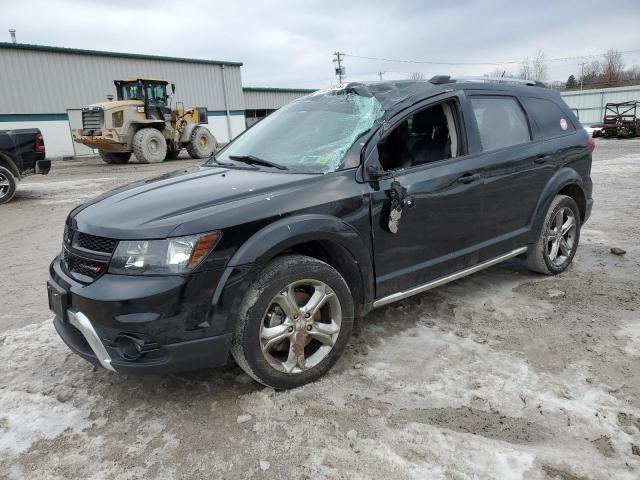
[342,48,640,67]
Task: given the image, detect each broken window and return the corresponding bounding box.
[378,102,459,171]
[216,89,383,174]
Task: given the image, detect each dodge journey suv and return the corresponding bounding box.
[48,77,593,389]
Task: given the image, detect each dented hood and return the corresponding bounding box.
[69,166,318,239]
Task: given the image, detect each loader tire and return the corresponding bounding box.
[186,127,216,159]
[99,151,131,164]
[133,128,167,163]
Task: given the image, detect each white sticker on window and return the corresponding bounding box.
[560,118,568,130]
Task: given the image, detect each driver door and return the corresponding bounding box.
[367,94,486,299]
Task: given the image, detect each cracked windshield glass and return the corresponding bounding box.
[212,89,383,173]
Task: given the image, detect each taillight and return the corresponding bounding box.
[586,136,596,154]
[34,132,45,154]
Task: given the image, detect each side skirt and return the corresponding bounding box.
[372,247,528,309]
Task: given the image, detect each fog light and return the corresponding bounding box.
[114,334,145,360]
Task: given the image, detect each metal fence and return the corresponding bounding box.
[560,85,640,125]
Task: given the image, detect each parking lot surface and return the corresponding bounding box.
[1,141,639,479]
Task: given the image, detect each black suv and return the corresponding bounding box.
[48,78,593,389]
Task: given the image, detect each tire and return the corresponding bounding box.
[0,165,17,205]
[98,151,131,164]
[186,126,216,159]
[231,255,354,389]
[132,128,167,163]
[526,194,581,275]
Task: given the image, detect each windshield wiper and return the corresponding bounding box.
[228,155,288,170]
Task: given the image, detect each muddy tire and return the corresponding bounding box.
[527,194,581,275]
[0,165,17,205]
[186,127,216,159]
[231,255,354,390]
[98,151,131,164]
[132,128,167,163]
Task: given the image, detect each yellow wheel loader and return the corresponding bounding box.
[73,78,216,164]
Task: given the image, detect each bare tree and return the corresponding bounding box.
[581,60,601,87]
[519,50,547,82]
[486,68,513,78]
[601,49,625,87]
[518,56,532,81]
[531,50,548,82]
[407,71,425,80]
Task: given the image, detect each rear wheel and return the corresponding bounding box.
[0,165,17,205]
[527,194,581,275]
[98,151,131,164]
[132,128,167,163]
[231,255,354,389]
[186,126,216,159]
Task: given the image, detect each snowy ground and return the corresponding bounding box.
[1,140,639,479]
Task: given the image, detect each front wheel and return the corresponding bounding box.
[527,194,581,275]
[132,128,167,163]
[186,126,216,159]
[231,255,354,389]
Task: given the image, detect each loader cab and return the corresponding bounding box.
[114,79,171,121]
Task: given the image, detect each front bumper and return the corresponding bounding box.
[48,254,236,374]
[73,132,128,153]
[54,311,232,374]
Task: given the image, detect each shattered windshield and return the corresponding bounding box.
[211,89,383,173]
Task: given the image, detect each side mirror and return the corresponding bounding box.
[171,83,176,94]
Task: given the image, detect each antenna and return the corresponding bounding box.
[9,29,16,44]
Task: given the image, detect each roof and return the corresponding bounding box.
[117,78,169,84]
[0,42,243,67]
[346,79,555,112]
[243,87,317,94]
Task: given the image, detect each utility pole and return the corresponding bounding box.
[333,52,345,84]
[579,62,585,91]
[377,71,386,81]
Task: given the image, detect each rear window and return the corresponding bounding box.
[470,96,531,151]
[522,97,575,138]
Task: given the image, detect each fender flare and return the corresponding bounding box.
[0,152,20,180]
[213,214,375,309]
[528,167,586,243]
[179,123,198,143]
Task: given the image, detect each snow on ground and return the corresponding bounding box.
[1,142,640,479]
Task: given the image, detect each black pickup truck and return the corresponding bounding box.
[0,128,50,204]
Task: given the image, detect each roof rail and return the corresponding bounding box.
[428,75,545,88]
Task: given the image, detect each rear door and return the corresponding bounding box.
[466,92,553,260]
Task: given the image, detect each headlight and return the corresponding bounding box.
[112,111,124,128]
[108,232,219,275]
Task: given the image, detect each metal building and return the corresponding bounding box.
[0,42,246,157]
[243,87,316,126]
[561,85,640,125]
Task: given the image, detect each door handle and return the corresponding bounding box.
[534,155,550,164]
[457,173,481,184]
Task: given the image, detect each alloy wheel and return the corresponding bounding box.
[259,279,342,374]
[545,207,577,267]
[0,172,9,199]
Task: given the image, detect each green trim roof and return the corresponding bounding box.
[0,42,243,67]
[243,87,317,94]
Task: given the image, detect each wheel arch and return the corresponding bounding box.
[0,152,20,180]
[218,214,375,316]
[529,168,587,243]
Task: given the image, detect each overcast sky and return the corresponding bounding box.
[3,0,640,88]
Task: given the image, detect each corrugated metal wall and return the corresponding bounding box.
[0,45,244,114]
[243,88,315,110]
[561,85,640,125]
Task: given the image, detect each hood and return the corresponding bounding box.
[70,166,319,239]
[89,100,144,110]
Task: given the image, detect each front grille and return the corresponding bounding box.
[76,232,118,254]
[62,249,108,281]
[61,227,117,283]
[81,107,103,135]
